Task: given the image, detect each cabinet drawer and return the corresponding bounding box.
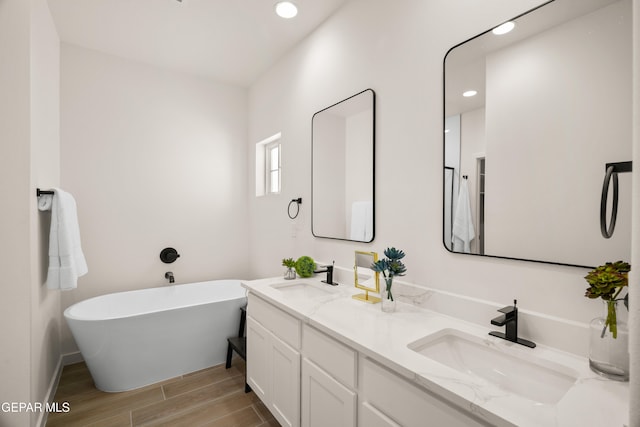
[360,357,488,427]
[248,294,301,349]
[360,402,401,427]
[303,324,356,388]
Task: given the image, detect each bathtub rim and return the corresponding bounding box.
[64,279,248,322]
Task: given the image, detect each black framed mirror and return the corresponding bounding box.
[312,89,375,242]
[443,0,631,268]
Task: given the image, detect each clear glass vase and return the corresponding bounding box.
[589,300,629,381]
[381,277,396,312]
[284,267,296,280]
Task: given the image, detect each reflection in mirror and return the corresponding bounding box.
[443,0,631,268]
[353,251,380,303]
[312,89,375,242]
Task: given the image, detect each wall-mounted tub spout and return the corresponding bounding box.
[165,272,175,284]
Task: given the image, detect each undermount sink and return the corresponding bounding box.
[270,281,334,298]
[407,329,578,405]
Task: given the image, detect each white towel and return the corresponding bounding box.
[452,179,475,253]
[350,201,373,241]
[44,188,88,290]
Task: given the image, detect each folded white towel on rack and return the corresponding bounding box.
[45,188,88,290]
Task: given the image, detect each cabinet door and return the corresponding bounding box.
[302,358,356,427]
[270,334,301,427]
[246,316,269,402]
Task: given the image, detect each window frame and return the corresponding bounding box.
[265,140,281,195]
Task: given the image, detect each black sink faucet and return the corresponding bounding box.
[489,300,536,348]
[314,261,337,286]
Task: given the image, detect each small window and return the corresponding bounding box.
[266,141,281,194]
[255,132,282,197]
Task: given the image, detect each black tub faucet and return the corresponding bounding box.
[489,299,536,348]
[315,261,337,286]
[165,271,175,284]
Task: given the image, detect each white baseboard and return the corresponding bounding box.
[37,357,62,427]
[37,352,84,427]
[62,351,84,366]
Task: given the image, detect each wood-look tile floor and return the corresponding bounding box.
[46,359,281,427]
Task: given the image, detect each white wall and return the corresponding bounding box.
[248,0,615,353]
[59,44,249,353]
[30,1,62,426]
[0,0,33,424]
[0,0,62,425]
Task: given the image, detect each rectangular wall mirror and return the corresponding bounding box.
[443,0,631,268]
[312,89,375,242]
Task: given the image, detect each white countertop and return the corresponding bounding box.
[242,276,629,427]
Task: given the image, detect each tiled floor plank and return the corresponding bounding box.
[132,376,245,426]
[47,360,278,427]
[202,406,263,427]
[162,364,244,399]
[141,390,258,427]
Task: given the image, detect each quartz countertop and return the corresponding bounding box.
[242,276,629,427]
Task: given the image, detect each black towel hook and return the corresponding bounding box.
[36,188,54,197]
[287,198,302,219]
[600,161,632,239]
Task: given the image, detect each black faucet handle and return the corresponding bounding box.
[497,299,518,314]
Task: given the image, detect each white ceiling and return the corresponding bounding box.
[47,0,349,87]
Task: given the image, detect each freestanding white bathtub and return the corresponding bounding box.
[64,280,247,392]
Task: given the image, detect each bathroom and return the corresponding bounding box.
[1,0,638,425]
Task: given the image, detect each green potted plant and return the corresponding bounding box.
[584,261,630,337]
[295,256,316,278]
[371,247,407,312]
[282,258,296,280]
[584,260,630,381]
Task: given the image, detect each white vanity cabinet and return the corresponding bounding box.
[246,294,301,427]
[301,324,357,427]
[247,291,487,427]
[359,357,489,427]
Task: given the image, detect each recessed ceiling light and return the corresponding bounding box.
[275,2,298,19]
[463,90,478,97]
[492,21,515,35]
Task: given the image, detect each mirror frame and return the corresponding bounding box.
[353,251,381,304]
[311,88,376,242]
[441,0,629,269]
